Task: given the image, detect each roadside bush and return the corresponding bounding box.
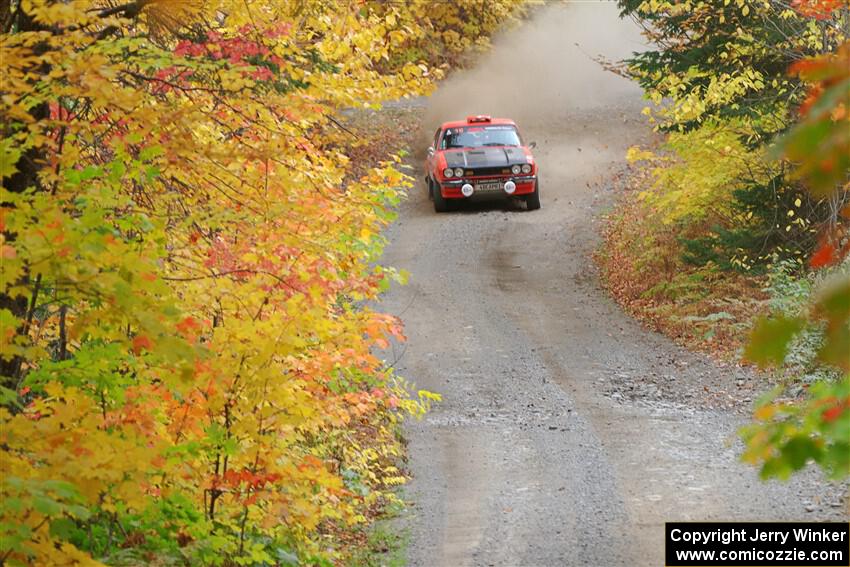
[680,177,828,272]
[764,259,847,384]
[615,0,849,481]
[597,169,769,358]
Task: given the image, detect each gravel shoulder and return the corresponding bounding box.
[378,4,849,566]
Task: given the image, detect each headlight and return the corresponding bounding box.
[442,168,454,178]
[454,168,464,177]
[521,164,532,174]
[511,164,521,175]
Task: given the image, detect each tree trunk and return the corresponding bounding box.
[0,5,50,388]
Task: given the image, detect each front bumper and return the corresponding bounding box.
[439,176,536,199]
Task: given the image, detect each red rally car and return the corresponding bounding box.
[425,115,539,213]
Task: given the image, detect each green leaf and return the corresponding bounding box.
[41,480,81,501]
[0,138,22,179]
[138,145,164,161]
[819,323,849,370]
[818,279,850,321]
[779,436,821,471]
[32,496,62,517]
[745,315,803,367]
[49,518,77,539]
[0,386,21,408]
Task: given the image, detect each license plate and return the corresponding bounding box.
[475,181,502,193]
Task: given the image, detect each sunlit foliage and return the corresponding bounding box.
[0,1,523,564]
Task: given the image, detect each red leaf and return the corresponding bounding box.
[810,241,836,269]
[132,335,154,354]
[822,399,849,423]
[176,316,201,337]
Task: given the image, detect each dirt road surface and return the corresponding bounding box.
[379,4,848,566]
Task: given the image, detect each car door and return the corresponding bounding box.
[427,127,442,177]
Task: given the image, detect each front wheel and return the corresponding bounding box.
[525,180,541,211]
[432,179,450,213]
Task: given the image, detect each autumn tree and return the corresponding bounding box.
[742,5,849,480]
[620,0,849,269]
[0,1,523,564]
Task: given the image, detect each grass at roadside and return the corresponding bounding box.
[595,166,770,363]
[345,499,410,567]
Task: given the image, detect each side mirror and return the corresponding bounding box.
[528,141,537,149]
[427,146,434,156]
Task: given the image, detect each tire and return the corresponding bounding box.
[432,179,450,213]
[426,176,434,201]
[525,180,541,210]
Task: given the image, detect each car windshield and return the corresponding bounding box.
[441,125,521,149]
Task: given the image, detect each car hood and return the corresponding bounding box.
[443,147,528,169]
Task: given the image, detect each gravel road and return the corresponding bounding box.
[378,4,848,566]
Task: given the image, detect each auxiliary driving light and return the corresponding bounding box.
[461,183,474,197]
[504,180,516,194]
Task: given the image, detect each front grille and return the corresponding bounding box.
[463,166,512,177]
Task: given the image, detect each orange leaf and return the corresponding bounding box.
[754,404,777,421]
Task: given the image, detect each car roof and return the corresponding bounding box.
[439,117,517,129]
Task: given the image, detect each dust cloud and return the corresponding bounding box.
[421,1,646,143]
